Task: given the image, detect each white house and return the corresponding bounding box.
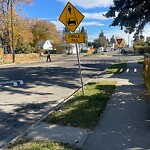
[38,40,53,50]
[56,42,85,54]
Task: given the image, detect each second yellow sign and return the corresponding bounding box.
[65,33,85,44]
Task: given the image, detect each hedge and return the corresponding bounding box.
[144,62,150,95]
[133,45,150,54]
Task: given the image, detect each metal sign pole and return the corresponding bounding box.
[75,43,84,95]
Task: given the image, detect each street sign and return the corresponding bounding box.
[116,38,123,45]
[59,2,84,32]
[65,33,84,44]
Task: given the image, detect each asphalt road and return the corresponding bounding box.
[0,51,143,148]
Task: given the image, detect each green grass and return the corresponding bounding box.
[44,81,116,129]
[7,140,80,150]
[105,63,127,74]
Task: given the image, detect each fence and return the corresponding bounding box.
[0,48,41,63]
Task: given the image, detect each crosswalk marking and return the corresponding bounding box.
[126,68,137,73]
[0,80,24,87]
[126,69,129,73]
[134,68,137,73]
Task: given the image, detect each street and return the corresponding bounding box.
[0,51,143,148]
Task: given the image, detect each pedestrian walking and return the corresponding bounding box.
[46,51,51,62]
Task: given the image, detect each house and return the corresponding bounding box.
[80,42,95,54]
[133,35,145,43]
[146,37,150,42]
[56,42,83,54]
[38,40,53,50]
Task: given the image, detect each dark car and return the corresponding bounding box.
[121,49,126,54]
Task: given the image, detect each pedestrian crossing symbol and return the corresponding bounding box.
[59,2,84,32]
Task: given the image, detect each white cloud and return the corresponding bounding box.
[83,12,107,20]
[80,21,104,26]
[57,0,113,9]
[51,21,64,31]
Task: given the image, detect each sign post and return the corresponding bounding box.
[75,43,84,95]
[59,2,85,95]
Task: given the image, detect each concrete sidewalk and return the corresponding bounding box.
[24,61,150,150]
[83,61,150,150]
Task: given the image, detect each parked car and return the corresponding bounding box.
[121,49,127,54]
[104,48,109,52]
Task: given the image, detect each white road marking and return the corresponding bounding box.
[0,80,24,87]
[134,68,137,72]
[18,80,24,85]
[13,82,18,86]
[126,69,129,73]
[38,65,58,68]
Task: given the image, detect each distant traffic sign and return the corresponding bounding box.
[59,2,84,32]
[65,33,84,44]
[116,38,123,45]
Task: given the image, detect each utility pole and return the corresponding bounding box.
[11,0,15,63]
[128,30,130,48]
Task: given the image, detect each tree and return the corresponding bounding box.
[93,30,107,48]
[31,19,62,48]
[0,0,32,53]
[105,0,150,35]
[110,35,115,44]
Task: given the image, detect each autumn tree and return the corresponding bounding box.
[0,0,32,53]
[31,19,62,48]
[105,0,150,35]
[0,0,62,54]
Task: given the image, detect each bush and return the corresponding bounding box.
[133,45,150,54]
[15,44,35,54]
[15,37,36,54]
[144,62,150,95]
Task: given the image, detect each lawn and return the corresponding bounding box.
[105,63,127,74]
[7,140,80,150]
[44,81,116,129]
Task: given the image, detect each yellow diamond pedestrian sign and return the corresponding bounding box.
[59,2,84,32]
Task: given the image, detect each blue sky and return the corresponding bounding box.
[22,0,150,45]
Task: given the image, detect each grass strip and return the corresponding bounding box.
[44,81,116,129]
[105,63,127,74]
[7,140,80,150]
